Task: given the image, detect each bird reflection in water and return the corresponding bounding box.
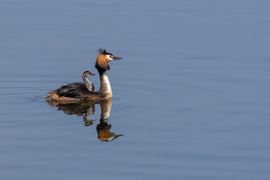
[47,99,123,142]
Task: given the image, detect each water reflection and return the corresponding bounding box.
[47,99,123,142]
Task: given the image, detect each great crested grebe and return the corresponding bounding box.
[47,49,122,103]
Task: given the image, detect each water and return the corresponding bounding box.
[1,0,270,179]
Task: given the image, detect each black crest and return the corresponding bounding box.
[98,48,112,55]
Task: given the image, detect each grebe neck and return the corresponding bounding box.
[99,72,112,97]
[95,55,112,97]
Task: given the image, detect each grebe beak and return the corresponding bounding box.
[112,56,122,60]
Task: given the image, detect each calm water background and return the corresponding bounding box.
[1,0,270,179]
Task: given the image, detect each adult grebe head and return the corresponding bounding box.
[95,49,122,75]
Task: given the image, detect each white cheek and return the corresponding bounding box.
[105,55,113,61]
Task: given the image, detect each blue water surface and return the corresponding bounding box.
[0,0,270,179]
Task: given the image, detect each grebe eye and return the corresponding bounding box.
[110,55,113,58]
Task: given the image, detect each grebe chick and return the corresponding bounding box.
[82,70,95,92]
[47,49,122,103]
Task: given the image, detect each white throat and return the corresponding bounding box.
[99,74,112,96]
